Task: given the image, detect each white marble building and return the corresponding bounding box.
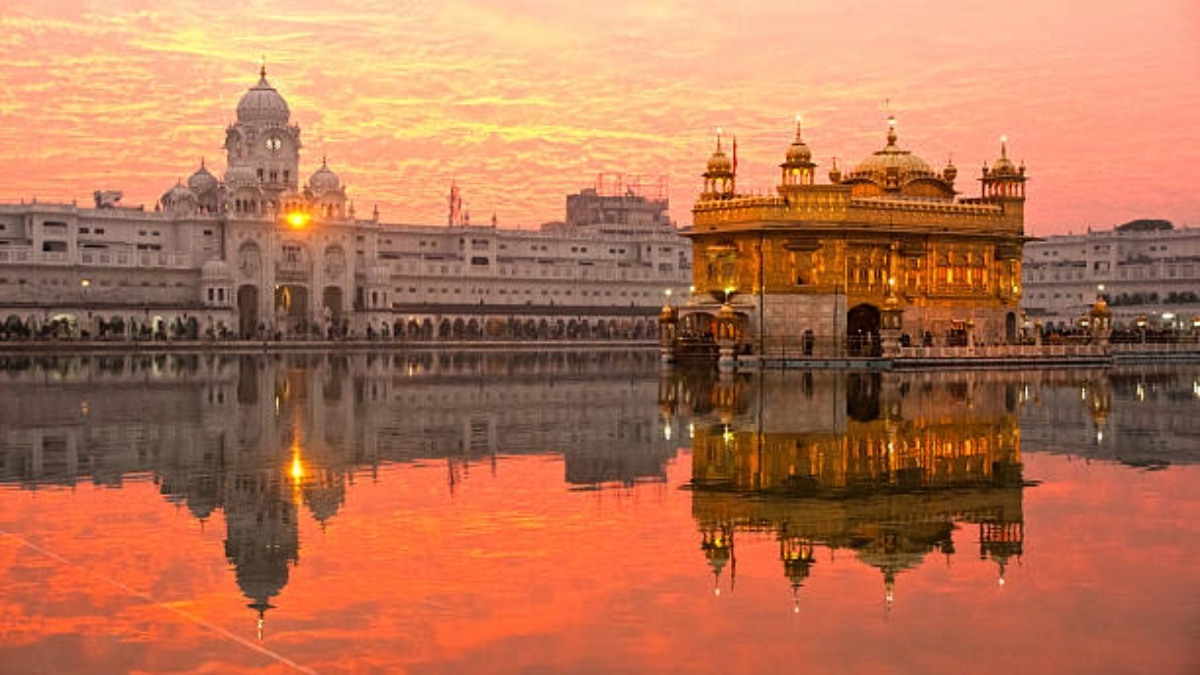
[1020,220,1200,331]
[0,66,692,340]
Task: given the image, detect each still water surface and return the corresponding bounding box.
[0,352,1197,674]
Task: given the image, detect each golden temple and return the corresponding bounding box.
[668,116,1029,359]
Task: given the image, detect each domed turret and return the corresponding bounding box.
[980,135,1028,202]
[701,130,736,199]
[163,180,195,203]
[942,157,958,184]
[990,136,1018,176]
[707,143,733,175]
[188,158,218,195]
[829,157,842,184]
[236,62,290,126]
[309,158,341,194]
[779,115,816,189]
[784,116,812,165]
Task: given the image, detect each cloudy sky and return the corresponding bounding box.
[0,0,1197,234]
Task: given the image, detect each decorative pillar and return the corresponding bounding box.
[658,302,678,363]
[1089,296,1112,346]
[717,302,739,370]
[880,294,904,358]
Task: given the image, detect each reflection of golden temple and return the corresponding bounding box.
[780,534,815,612]
[672,368,1026,609]
[701,524,735,596]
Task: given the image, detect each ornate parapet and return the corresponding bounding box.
[694,186,852,229]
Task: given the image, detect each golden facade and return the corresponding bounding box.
[680,118,1029,357]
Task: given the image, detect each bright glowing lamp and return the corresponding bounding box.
[286,212,311,229]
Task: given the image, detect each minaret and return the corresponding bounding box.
[779,115,817,190]
[980,135,1028,228]
[701,129,735,200]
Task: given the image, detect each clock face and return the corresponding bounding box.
[266,137,282,153]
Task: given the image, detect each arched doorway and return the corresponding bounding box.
[237,285,259,338]
[1005,312,1017,343]
[323,286,343,334]
[847,304,881,357]
[274,285,309,336]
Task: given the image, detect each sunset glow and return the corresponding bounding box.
[0,0,1198,233]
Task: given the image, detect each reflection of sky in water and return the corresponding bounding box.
[0,354,1197,675]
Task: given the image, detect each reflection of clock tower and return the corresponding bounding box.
[223,61,302,217]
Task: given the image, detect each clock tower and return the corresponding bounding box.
[223,60,302,217]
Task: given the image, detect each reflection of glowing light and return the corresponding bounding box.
[714,587,721,597]
[1137,383,1145,401]
[1097,430,1104,444]
[999,577,1006,587]
[1080,387,1087,401]
[290,447,305,482]
[688,422,695,440]
[286,212,311,229]
[663,424,672,441]
[1193,381,1199,399]
[722,425,734,443]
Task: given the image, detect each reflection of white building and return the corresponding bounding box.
[1021,220,1200,330]
[0,66,692,339]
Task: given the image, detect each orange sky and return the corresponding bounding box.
[0,0,1198,234]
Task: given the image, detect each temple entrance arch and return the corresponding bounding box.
[237,285,260,338]
[847,304,881,357]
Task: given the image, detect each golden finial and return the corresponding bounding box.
[1000,134,1009,159]
[259,55,267,79]
[887,114,897,146]
[794,114,803,142]
[716,126,723,152]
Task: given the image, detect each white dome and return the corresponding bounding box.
[310,161,340,194]
[236,69,290,125]
[188,161,218,194]
[201,259,232,281]
[163,181,196,204]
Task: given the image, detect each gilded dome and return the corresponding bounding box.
[849,117,935,183]
[784,117,813,165]
[942,158,958,183]
[707,147,733,175]
[188,159,218,194]
[309,159,340,193]
[786,141,812,164]
[991,137,1019,176]
[236,66,290,125]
